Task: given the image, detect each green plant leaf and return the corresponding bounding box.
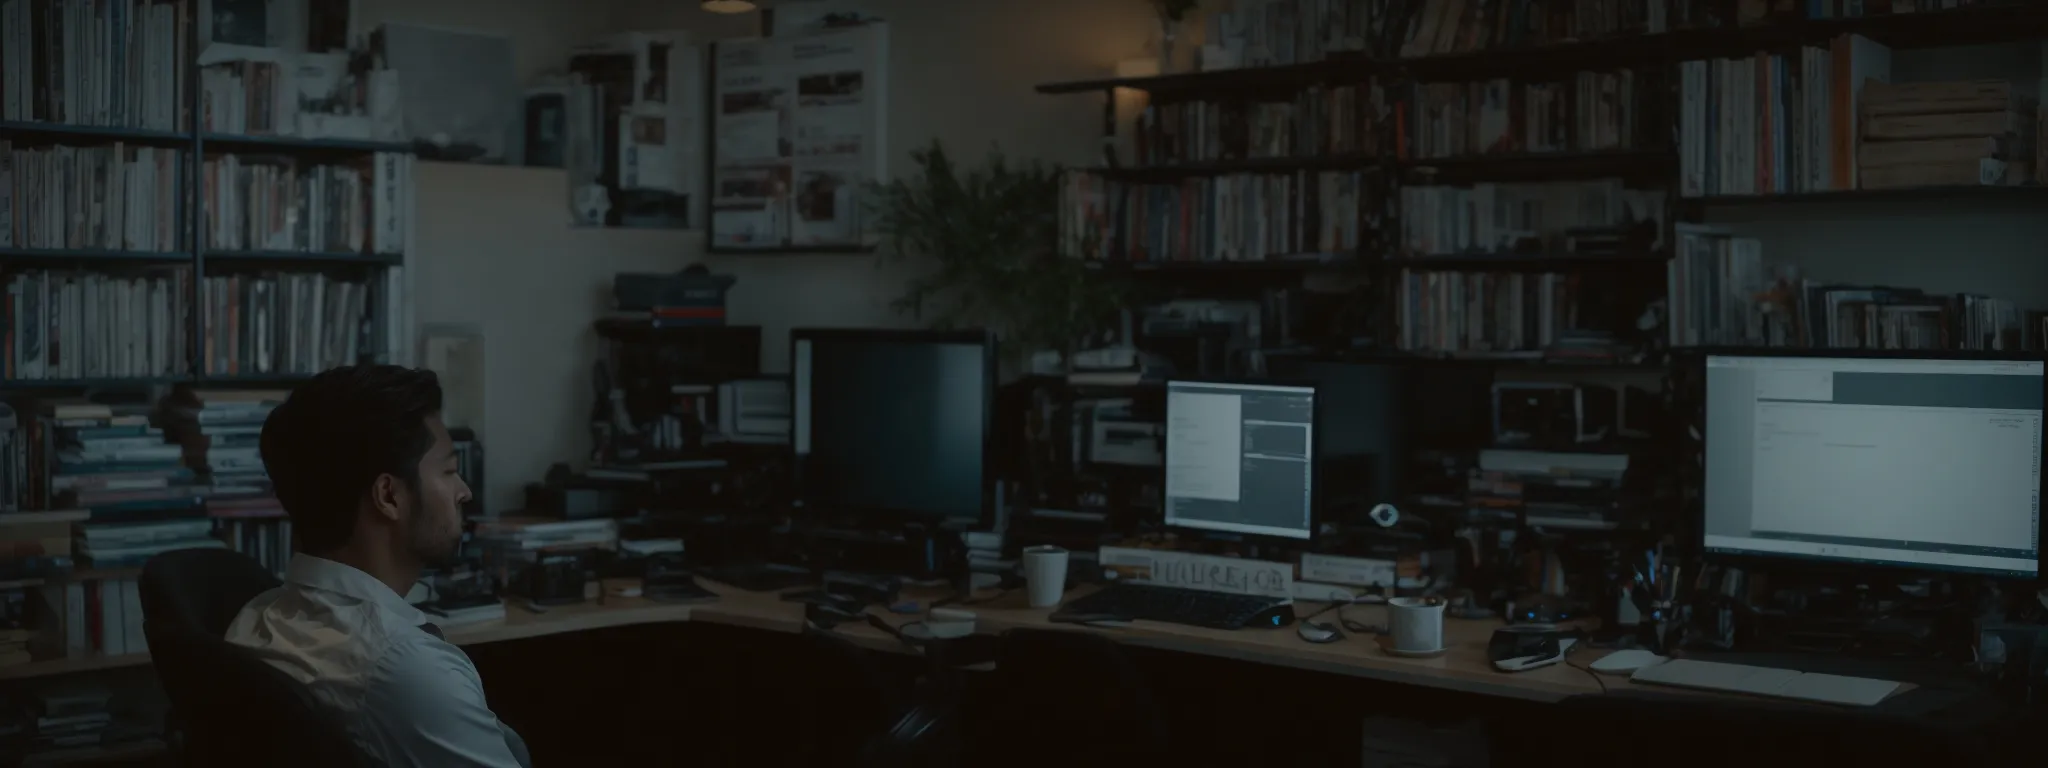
[864,140,1124,359]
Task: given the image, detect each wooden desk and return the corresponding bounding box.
[441,582,1603,703]
[952,591,1603,703]
[0,580,1597,705]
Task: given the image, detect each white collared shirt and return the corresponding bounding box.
[224,555,528,767]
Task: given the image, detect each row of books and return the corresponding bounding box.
[16,392,282,515]
[5,268,189,381]
[0,0,191,131]
[202,152,412,255]
[1396,71,1657,159]
[1,268,381,383]
[1214,0,2002,69]
[1668,224,2025,350]
[1395,179,1665,256]
[1677,37,1885,197]
[1197,0,1380,71]
[2,143,414,255]
[0,142,186,252]
[1060,171,1378,263]
[1133,82,1384,165]
[1395,270,1582,355]
[201,271,379,377]
[1395,0,1717,59]
[197,52,397,142]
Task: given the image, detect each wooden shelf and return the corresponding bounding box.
[199,132,412,154]
[205,249,403,266]
[1080,153,1382,181]
[0,377,183,390]
[1036,53,1370,96]
[0,121,415,156]
[1398,149,1675,183]
[0,248,192,263]
[1379,253,1669,272]
[0,374,317,390]
[1688,185,2048,205]
[1037,5,2048,94]
[0,120,188,147]
[1085,256,1356,273]
[0,652,151,681]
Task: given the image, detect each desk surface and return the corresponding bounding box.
[445,582,1606,703]
[0,580,1603,702]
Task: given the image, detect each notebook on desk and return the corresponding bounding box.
[1630,659,1904,707]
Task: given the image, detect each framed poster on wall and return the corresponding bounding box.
[709,22,888,252]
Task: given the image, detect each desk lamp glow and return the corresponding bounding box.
[702,0,755,12]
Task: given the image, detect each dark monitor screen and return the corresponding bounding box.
[791,330,992,522]
[1704,354,2044,578]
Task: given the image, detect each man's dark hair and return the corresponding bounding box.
[261,365,443,554]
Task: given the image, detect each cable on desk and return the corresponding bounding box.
[1565,652,1609,695]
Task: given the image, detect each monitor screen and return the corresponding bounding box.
[792,331,991,521]
[1163,380,1316,540]
[1704,354,2045,578]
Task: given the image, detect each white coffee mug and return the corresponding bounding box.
[1386,597,1447,652]
[1022,545,1070,608]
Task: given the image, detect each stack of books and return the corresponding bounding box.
[1858,79,2036,190]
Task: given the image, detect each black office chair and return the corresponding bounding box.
[138,549,365,767]
[147,628,370,768]
[781,627,910,763]
[966,628,1170,768]
[138,547,281,639]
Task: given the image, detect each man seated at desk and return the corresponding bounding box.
[223,366,531,767]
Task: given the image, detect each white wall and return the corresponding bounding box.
[613,0,1156,368]
[373,0,1154,511]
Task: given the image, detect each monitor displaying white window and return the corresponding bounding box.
[1163,380,1316,540]
[1704,355,2044,577]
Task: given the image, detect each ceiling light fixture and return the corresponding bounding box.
[702,0,756,12]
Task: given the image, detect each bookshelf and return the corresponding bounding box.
[0,0,415,389]
[1044,1,2048,359]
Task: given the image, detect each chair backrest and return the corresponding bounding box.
[149,629,368,768]
[139,548,282,639]
[785,628,906,764]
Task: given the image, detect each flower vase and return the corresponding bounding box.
[1157,18,1180,75]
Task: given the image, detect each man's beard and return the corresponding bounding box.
[407,513,462,569]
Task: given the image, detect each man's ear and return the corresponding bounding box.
[368,473,405,522]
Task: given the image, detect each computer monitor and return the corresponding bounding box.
[1703,353,2045,578]
[790,329,994,523]
[1264,357,1409,507]
[1163,379,1317,540]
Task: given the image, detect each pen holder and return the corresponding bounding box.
[1636,600,1676,655]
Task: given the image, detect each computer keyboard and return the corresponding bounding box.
[1629,659,1904,706]
[1059,582,1292,630]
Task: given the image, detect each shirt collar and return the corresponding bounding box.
[285,555,426,625]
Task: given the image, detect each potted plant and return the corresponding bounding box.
[867,141,1124,373]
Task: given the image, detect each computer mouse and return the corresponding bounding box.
[1249,603,1297,629]
[1590,649,1668,676]
[1296,621,1341,644]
